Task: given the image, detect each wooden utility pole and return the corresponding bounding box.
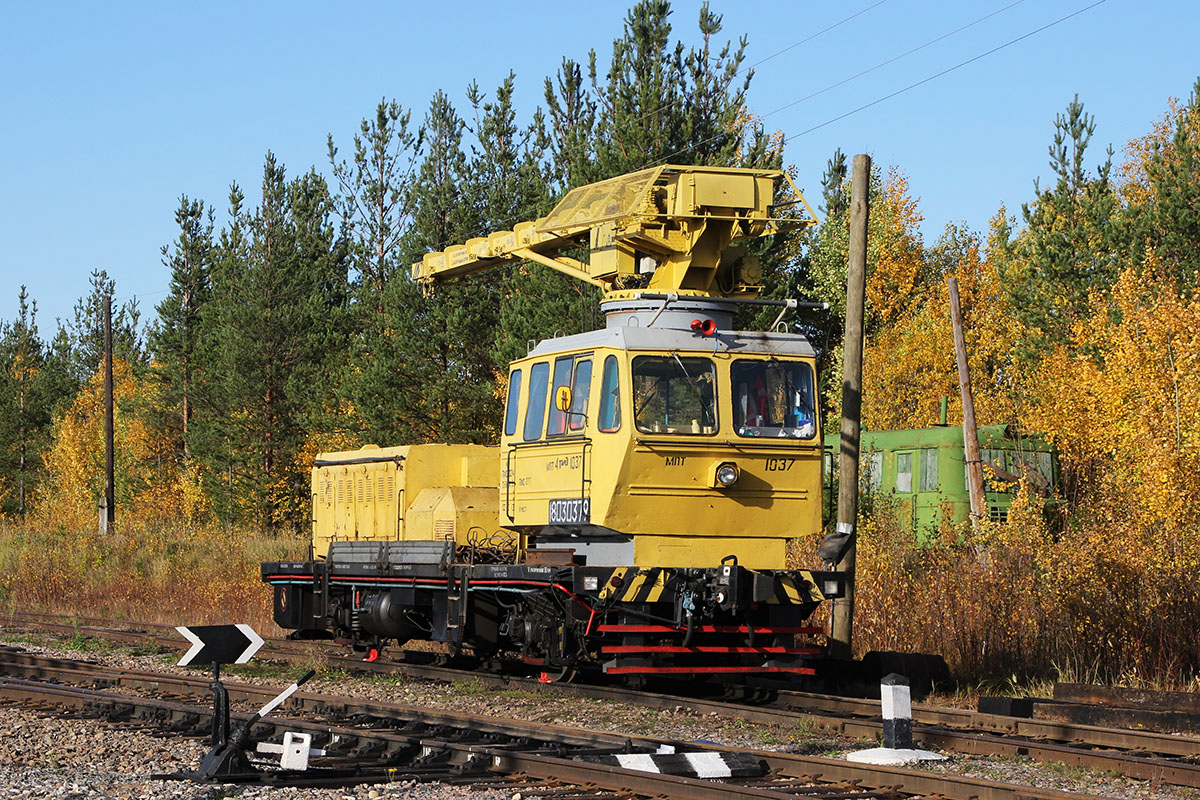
[101,294,115,535]
[948,277,985,528]
[829,153,871,659]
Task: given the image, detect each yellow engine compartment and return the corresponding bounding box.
[310,444,498,558]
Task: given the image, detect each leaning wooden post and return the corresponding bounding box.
[829,153,871,659]
[101,293,116,535]
[948,277,985,530]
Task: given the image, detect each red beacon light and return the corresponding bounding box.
[690,318,717,336]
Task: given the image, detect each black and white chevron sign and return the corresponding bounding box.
[175,624,264,666]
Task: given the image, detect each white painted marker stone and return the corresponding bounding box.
[846,672,947,766]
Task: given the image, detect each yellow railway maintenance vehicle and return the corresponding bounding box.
[263,165,845,680]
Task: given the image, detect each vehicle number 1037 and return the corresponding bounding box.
[764,457,796,472]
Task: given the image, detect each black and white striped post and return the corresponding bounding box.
[881,672,913,749]
[846,672,946,766]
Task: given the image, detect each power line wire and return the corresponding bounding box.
[761,0,1028,121]
[783,0,1109,145]
[746,0,890,71]
[646,0,1035,168]
[616,1,892,150]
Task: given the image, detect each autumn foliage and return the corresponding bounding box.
[33,358,210,531]
[831,84,1200,687]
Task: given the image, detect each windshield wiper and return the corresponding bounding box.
[671,354,714,422]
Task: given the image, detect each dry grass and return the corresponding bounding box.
[0,520,305,634]
[840,491,1200,690]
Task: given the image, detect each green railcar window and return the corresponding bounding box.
[981,448,1011,491]
[598,355,621,432]
[863,451,882,492]
[896,452,913,493]
[920,448,938,492]
[1009,449,1054,489]
[504,369,523,437]
[979,448,1054,493]
[524,362,550,441]
[632,355,716,435]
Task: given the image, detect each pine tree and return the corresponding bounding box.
[681,2,754,167]
[204,156,350,527]
[328,98,422,316]
[358,91,499,444]
[543,58,596,192]
[589,0,686,175]
[0,288,54,515]
[466,74,561,368]
[193,182,250,522]
[585,1,759,176]
[61,270,145,388]
[285,167,353,441]
[1126,77,1200,289]
[467,73,550,232]
[1007,95,1119,357]
[820,148,848,216]
[148,195,214,461]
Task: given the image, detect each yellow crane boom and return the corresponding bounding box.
[412,164,817,300]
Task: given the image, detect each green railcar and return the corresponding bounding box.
[823,424,1057,541]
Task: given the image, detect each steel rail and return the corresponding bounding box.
[767,687,1200,756]
[0,651,633,750]
[0,677,647,787]
[6,613,1200,786]
[0,652,1103,800]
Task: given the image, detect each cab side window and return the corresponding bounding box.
[524,362,550,441]
[568,359,592,432]
[547,355,593,436]
[504,369,523,437]
[598,355,621,432]
[546,357,576,436]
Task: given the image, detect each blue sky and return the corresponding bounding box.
[2,0,1195,330]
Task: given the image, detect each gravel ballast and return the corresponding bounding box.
[0,632,1195,800]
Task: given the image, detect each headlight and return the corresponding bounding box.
[715,462,740,487]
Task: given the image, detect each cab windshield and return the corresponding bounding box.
[731,359,817,439]
[632,356,717,435]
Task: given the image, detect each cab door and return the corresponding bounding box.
[505,353,594,528]
[913,446,941,542]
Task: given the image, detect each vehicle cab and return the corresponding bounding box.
[500,295,823,570]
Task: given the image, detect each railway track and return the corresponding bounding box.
[0,646,1106,800]
[5,611,1200,791]
[980,681,1200,734]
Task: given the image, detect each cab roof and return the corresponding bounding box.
[522,326,817,361]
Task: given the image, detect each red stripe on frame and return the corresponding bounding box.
[604,665,817,675]
[596,625,823,635]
